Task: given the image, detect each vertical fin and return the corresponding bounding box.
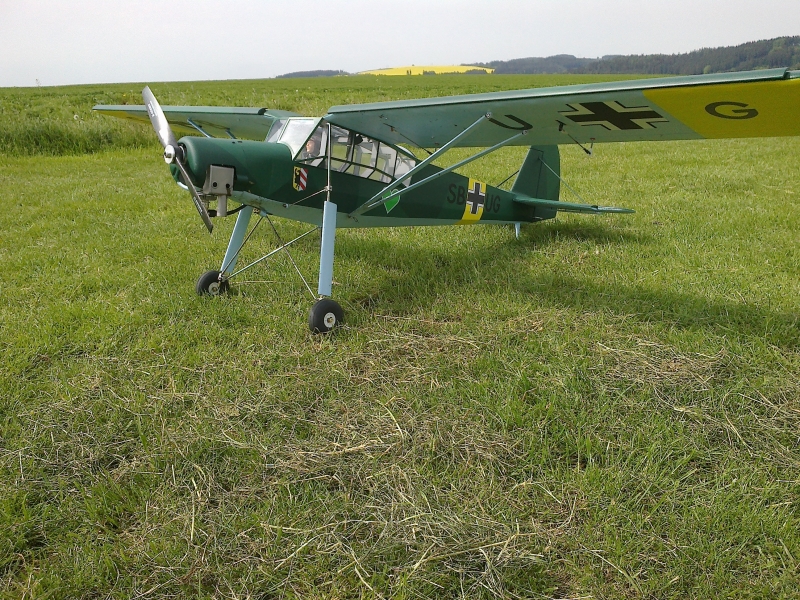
[511,145,560,220]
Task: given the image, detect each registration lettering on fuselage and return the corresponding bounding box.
[446,180,501,222]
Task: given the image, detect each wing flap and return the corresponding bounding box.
[93,105,299,140]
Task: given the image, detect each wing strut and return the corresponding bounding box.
[187,119,213,138]
[349,113,491,218]
[537,156,591,205]
[355,129,528,216]
[557,121,593,155]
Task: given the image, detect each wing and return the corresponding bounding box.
[93,104,299,140]
[325,68,800,148]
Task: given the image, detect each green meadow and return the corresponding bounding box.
[1,75,798,598]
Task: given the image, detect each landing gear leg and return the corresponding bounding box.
[309,200,342,333]
[196,205,253,297]
[220,205,254,278]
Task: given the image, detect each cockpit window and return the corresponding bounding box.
[265,119,287,143]
[347,134,377,178]
[298,126,328,166]
[297,123,416,183]
[275,118,318,156]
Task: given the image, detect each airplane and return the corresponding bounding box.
[94,68,800,333]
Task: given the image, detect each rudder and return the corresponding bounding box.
[512,145,560,220]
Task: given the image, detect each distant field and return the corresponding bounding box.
[358,66,494,76]
[1,74,798,598]
[0,74,637,156]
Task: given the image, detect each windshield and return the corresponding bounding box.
[265,119,287,143]
[275,118,318,156]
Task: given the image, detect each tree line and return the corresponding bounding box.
[475,37,800,75]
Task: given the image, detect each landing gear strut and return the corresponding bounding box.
[196,174,342,333]
[310,199,341,334]
[195,201,343,333]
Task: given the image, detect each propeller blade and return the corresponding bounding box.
[141,86,213,234]
[142,86,177,150]
[174,160,214,233]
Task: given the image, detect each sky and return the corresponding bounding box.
[1,0,799,87]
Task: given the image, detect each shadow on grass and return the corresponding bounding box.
[517,271,799,347]
[523,220,652,246]
[338,221,798,349]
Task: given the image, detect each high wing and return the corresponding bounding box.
[92,104,299,140]
[325,68,800,149]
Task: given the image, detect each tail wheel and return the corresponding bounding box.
[196,270,229,296]
[308,299,343,333]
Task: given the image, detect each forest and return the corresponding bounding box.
[477,36,800,75]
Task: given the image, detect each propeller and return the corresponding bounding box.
[142,86,214,233]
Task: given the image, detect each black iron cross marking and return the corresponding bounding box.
[467,181,485,214]
[560,101,667,131]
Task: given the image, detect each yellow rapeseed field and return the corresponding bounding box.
[358,64,494,75]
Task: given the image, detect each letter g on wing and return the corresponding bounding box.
[705,101,759,120]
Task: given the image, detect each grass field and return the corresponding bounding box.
[1,75,799,599]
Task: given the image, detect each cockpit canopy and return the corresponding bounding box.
[266,118,416,183]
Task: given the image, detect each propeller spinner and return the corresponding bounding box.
[142,86,214,233]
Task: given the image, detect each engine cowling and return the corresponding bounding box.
[171,137,294,202]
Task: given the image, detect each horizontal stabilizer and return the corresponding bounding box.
[513,194,634,215]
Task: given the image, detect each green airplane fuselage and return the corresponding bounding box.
[176,136,554,228]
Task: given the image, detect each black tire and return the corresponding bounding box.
[195,270,229,296]
[308,299,343,333]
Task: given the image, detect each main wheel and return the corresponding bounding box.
[308,299,343,333]
[195,270,229,296]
